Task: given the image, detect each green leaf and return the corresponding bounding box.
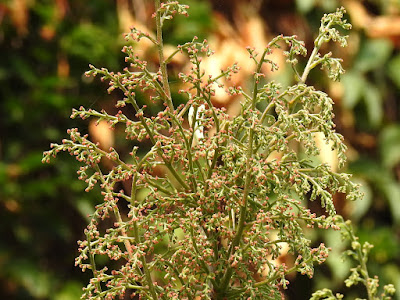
[8,260,54,298]
[296,0,317,14]
[351,158,400,224]
[358,227,400,261]
[19,151,47,174]
[379,125,400,168]
[363,84,382,128]
[0,162,7,184]
[54,281,84,300]
[349,178,372,222]
[165,0,212,44]
[381,182,400,224]
[354,39,393,73]
[325,229,351,281]
[321,0,339,12]
[387,53,400,88]
[61,23,119,68]
[74,197,96,221]
[341,71,366,109]
[381,264,400,294]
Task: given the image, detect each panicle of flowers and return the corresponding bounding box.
[311,216,396,299]
[299,7,351,83]
[42,2,393,299]
[154,1,189,22]
[340,217,396,299]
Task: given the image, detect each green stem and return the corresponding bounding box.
[86,229,102,294]
[155,0,174,112]
[343,221,375,300]
[300,45,320,84]
[112,79,189,190]
[133,221,159,299]
[93,164,158,299]
[217,44,266,295]
[169,112,198,190]
[165,48,180,64]
[189,227,212,276]
[300,20,333,83]
[130,175,159,299]
[144,176,174,195]
[94,165,134,258]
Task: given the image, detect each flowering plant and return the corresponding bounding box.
[43,1,395,299]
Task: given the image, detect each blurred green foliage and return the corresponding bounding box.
[1,0,399,299]
[0,1,120,299]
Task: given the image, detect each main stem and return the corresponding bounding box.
[155,0,174,111]
[216,47,267,298]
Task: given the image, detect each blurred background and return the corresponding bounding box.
[1,0,399,299]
